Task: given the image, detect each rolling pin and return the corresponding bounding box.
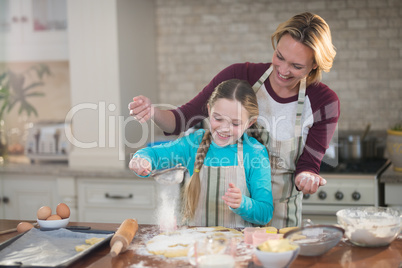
[110,218,139,257]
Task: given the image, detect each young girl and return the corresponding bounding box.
[129,79,273,228]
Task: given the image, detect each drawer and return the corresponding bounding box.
[78,179,156,209]
[79,207,157,224]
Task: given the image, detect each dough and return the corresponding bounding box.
[146,226,242,258]
[75,237,105,252]
[279,227,298,234]
[75,244,91,252]
[85,237,105,245]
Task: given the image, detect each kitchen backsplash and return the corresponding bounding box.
[154,0,402,132]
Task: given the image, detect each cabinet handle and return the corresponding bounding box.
[2,197,9,204]
[105,193,133,200]
[21,16,28,23]
[12,16,19,23]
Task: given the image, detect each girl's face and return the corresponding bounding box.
[271,33,317,91]
[207,98,254,147]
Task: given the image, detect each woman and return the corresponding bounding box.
[128,12,340,228]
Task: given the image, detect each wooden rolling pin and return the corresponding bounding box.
[110,218,139,257]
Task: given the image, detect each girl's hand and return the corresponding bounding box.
[222,183,242,209]
[129,157,152,176]
[295,171,327,195]
[128,95,154,123]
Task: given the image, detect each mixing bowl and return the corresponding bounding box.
[255,239,299,268]
[284,225,344,256]
[336,206,401,247]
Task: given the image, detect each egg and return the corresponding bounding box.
[47,214,62,220]
[56,203,70,219]
[17,222,35,233]
[37,206,52,220]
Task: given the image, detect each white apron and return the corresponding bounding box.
[252,65,306,228]
[190,140,253,228]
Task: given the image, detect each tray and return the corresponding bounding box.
[0,227,114,267]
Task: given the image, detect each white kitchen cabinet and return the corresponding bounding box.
[0,0,68,62]
[77,178,158,224]
[0,174,57,220]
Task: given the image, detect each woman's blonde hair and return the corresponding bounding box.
[182,79,263,222]
[271,12,336,85]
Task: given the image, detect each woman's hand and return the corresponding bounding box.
[129,157,152,176]
[295,171,327,195]
[222,183,242,209]
[128,95,154,123]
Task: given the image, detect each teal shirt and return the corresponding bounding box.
[133,129,273,225]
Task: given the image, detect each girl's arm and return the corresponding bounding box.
[129,130,204,176]
[231,142,273,226]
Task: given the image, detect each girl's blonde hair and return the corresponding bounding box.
[182,79,263,222]
[271,12,336,85]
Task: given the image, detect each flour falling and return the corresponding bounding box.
[156,184,181,233]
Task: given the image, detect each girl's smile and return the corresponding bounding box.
[207,98,252,147]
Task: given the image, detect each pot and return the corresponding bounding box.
[338,135,379,161]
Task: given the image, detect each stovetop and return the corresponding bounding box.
[319,158,389,175]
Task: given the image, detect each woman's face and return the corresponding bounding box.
[271,33,317,91]
[207,98,252,147]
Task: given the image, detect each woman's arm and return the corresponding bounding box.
[128,96,176,133]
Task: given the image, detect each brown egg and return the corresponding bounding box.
[17,222,35,233]
[37,206,52,220]
[47,214,62,220]
[56,203,70,219]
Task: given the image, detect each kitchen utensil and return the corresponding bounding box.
[254,239,300,268]
[0,228,113,267]
[244,227,265,245]
[110,218,139,257]
[338,134,380,161]
[151,164,187,185]
[336,206,402,247]
[361,124,371,141]
[37,218,70,230]
[187,233,235,268]
[284,225,344,256]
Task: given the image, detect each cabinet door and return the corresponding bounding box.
[2,174,59,220]
[78,178,158,224]
[0,0,68,61]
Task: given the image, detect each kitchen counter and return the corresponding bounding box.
[380,164,402,183]
[0,156,138,179]
[0,220,401,268]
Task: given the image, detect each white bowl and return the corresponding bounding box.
[336,207,401,247]
[254,246,300,268]
[37,218,70,230]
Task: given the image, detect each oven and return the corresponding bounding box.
[302,158,391,225]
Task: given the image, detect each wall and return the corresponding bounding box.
[154,0,402,132]
[0,61,70,151]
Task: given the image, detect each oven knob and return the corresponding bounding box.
[303,193,310,199]
[318,191,327,200]
[335,191,344,200]
[352,191,361,201]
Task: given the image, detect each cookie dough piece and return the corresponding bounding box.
[75,244,91,252]
[279,227,299,234]
[85,237,105,245]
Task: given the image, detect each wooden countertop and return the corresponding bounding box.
[0,220,401,268]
